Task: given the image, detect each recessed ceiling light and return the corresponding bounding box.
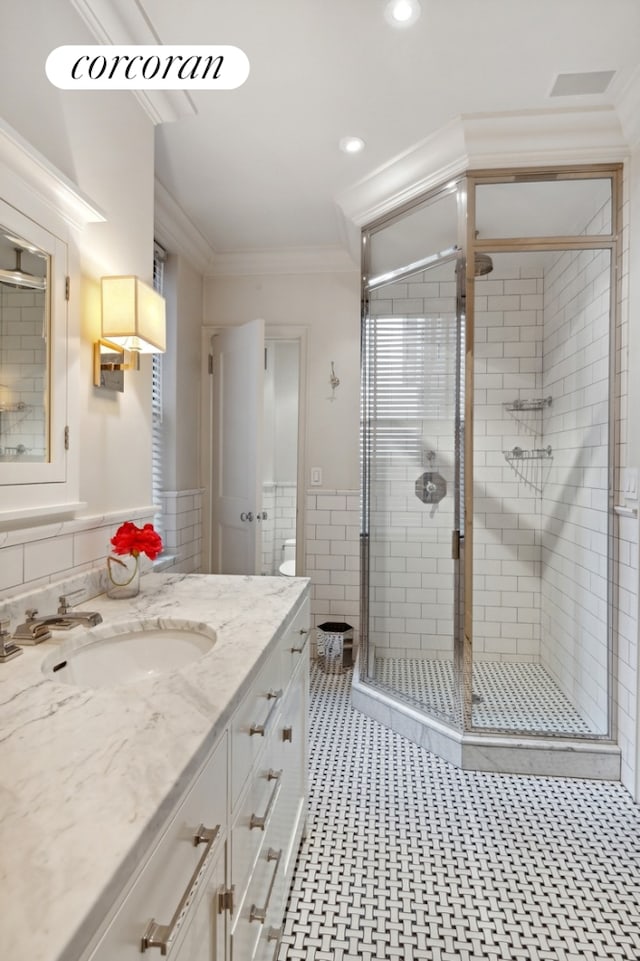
[385,0,421,28]
[339,136,365,154]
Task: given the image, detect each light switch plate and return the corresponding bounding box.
[311,467,322,486]
[623,467,638,498]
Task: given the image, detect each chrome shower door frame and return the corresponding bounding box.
[360,178,467,729]
[360,162,621,751]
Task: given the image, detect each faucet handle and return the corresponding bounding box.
[0,619,22,662]
[25,608,38,621]
[58,589,85,613]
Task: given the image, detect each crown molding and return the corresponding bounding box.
[154,180,357,277]
[338,107,629,229]
[336,118,467,228]
[154,179,215,275]
[209,245,358,277]
[0,117,105,231]
[613,65,640,148]
[462,107,628,167]
[70,0,197,125]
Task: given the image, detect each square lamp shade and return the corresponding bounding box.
[101,276,166,353]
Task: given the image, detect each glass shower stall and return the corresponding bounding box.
[357,165,622,770]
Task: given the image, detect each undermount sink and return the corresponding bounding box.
[41,620,216,688]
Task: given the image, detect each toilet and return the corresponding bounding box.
[279,538,296,576]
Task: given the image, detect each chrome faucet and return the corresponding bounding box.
[56,595,103,627]
[11,611,55,644]
[11,596,102,645]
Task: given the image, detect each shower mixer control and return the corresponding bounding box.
[415,471,446,505]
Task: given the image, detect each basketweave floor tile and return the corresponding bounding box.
[279,662,640,960]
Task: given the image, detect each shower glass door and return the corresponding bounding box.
[361,183,464,728]
[468,169,619,738]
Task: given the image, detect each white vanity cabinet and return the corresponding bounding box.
[83,593,310,961]
[86,733,228,961]
[229,599,310,961]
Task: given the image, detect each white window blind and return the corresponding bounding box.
[363,313,459,474]
[152,241,166,532]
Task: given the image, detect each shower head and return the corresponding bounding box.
[455,253,495,279]
[474,252,494,277]
[0,248,47,291]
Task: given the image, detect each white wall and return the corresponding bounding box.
[204,270,360,492]
[0,0,158,593]
[204,269,361,638]
[162,254,204,493]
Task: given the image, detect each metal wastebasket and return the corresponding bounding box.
[317,621,353,674]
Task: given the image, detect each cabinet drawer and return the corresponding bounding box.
[88,735,227,961]
[230,652,283,807]
[254,921,284,961]
[231,738,282,908]
[230,834,287,961]
[270,666,307,883]
[279,599,311,685]
[161,840,226,961]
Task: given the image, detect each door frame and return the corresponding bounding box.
[200,323,308,575]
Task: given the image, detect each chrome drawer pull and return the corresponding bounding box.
[290,627,310,653]
[141,824,220,955]
[268,925,283,961]
[249,848,282,924]
[249,689,283,736]
[250,769,282,830]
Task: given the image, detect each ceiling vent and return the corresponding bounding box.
[549,70,615,97]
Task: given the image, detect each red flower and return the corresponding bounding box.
[111,522,163,561]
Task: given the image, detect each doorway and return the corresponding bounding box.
[201,322,307,576]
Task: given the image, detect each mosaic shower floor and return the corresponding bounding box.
[279,663,640,960]
[374,656,594,734]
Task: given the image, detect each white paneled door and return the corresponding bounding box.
[210,318,264,574]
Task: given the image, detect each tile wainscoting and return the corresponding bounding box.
[158,488,203,573]
[0,507,158,600]
[305,489,361,652]
[0,488,203,601]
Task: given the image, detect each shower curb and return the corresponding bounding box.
[351,657,621,781]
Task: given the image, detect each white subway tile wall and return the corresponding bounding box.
[474,261,545,665]
[158,489,203,573]
[367,266,458,662]
[262,482,297,575]
[305,490,360,645]
[540,245,610,732]
[0,509,157,600]
[615,169,638,792]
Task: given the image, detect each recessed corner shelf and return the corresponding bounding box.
[504,396,552,412]
[504,445,553,462]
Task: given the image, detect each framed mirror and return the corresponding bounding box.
[0,197,68,493]
[0,227,50,463]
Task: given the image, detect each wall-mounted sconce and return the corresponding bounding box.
[94,276,166,391]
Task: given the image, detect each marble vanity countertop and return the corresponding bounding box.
[0,572,309,961]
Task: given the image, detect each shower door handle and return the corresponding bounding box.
[451,530,463,560]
